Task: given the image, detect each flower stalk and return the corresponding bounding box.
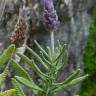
[50,31,55,54]
[42,0,59,54]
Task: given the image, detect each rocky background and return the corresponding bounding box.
[0,0,96,96]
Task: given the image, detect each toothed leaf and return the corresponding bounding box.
[0,44,15,67]
[17,53,50,81]
[11,59,32,81]
[26,47,48,70]
[15,76,43,92]
[0,89,16,96]
[12,78,25,96]
[0,68,9,85]
[50,74,88,93]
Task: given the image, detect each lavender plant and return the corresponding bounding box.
[10,40,88,96]
[42,0,59,53]
[9,0,88,96]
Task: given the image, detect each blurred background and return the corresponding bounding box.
[0,0,96,96]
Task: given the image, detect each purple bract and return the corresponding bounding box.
[42,0,59,31]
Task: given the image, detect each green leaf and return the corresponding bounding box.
[0,89,16,96]
[11,59,32,81]
[53,69,81,86]
[11,60,39,95]
[26,47,48,70]
[15,76,44,92]
[12,78,26,96]
[46,46,52,62]
[33,41,51,65]
[0,68,9,85]
[40,51,51,66]
[53,45,65,63]
[34,40,48,57]
[0,44,15,67]
[17,52,51,81]
[50,74,88,93]
[66,74,88,86]
[50,69,81,92]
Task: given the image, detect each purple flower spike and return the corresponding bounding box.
[42,0,59,32]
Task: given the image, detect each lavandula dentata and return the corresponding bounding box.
[10,1,30,62]
[42,0,59,53]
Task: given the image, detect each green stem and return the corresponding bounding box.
[50,31,55,54]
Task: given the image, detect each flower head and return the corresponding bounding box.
[10,7,30,47]
[42,0,59,32]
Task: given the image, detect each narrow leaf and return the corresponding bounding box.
[46,46,52,62]
[11,60,39,95]
[50,74,88,93]
[15,76,44,92]
[0,89,16,96]
[27,47,48,70]
[53,69,81,86]
[40,51,51,66]
[34,40,48,57]
[53,45,65,63]
[66,74,89,86]
[0,68,9,85]
[17,53,50,81]
[12,78,26,96]
[11,59,32,81]
[0,44,15,67]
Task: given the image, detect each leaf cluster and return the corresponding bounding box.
[10,41,88,96]
[0,41,88,96]
[0,45,16,96]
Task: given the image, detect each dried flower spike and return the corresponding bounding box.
[10,6,30,47]
[42,0,59,32]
